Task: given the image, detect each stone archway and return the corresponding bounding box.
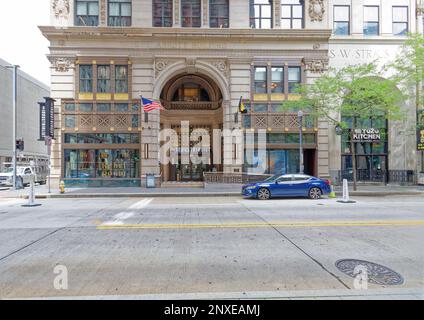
[157,64,228,182]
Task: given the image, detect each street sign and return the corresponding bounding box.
[38,97,55,140]
[418,110,424,151]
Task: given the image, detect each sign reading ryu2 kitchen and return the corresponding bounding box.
[352,128,382,143]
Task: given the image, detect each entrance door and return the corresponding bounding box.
[178,163,207,181]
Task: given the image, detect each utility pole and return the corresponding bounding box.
[417,1,424,173]
[298,110,304,174]
[6,65,20,190]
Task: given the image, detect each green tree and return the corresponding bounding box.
[283,63,405,190]
[391,33,424,111]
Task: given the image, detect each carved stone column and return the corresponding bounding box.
[203,0,209,27]
[99,0,107,26]
[274,0,281,28]
[174,0,180,26]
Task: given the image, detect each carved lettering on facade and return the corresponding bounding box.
[309,0,325,22]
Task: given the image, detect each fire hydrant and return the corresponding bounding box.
[59,181,65,194]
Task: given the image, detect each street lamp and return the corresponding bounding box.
[5,65,20,190]
[298,110,304,174]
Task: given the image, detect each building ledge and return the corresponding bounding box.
[40,26,333,42]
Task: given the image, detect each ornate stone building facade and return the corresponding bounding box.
[41,0,422,187]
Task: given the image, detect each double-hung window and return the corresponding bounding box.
[281,0,303,29]
[97,65,111,93]
[75,0,99,26]
[79,65,93,93]
[333,5,350,35]
[108,0,132,27]
[210,0,229,28]
[254,67,268,94]
[250,0,273,29]
[363,6,379,36]
[153,0,173,27]
[153,0,173,28]
[288,67,301,94]
[392,6,408,36]
[271,67,284,94]
[181,0,201,27]
[115,66,128,93]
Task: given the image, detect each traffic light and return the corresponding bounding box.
[16,139,24,152]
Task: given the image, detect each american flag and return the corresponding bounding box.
[141,97,164,113]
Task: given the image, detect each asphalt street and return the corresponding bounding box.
[0,195,423,299]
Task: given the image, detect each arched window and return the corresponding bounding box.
[172,82,210,102]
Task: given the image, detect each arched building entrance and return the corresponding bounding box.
[159,73,224,182]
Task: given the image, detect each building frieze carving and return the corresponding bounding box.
[303,58,329,73]
[155,59,179,77]
[309,0,325,22]
[52,0,70,21]
[48,56,75,72]
[208,60,229,79]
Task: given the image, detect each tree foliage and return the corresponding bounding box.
[391,33,424,108]
[283,63,405,127]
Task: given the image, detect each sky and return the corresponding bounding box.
[0,0,51,86]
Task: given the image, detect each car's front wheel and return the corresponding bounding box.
[309,187,322,200]
[257,188,271,200]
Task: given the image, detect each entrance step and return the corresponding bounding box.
[161,181,205,188]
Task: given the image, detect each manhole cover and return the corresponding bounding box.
[335,259,404,286]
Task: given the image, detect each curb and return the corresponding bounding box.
[17,190,424,199]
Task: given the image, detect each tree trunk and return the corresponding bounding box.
[351,118,358,191]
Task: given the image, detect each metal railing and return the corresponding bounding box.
[337,170,416,185]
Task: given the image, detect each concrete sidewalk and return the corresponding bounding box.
[1,183,423,199]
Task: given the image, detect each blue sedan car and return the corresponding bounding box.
[242,174,331,200]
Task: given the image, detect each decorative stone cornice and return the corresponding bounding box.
[40,26,333,42]
[303,58,329,73]
[309,0,325,22]
[48,56,75,72]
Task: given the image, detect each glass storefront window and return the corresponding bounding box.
[65,115,76,128]
[65,103,76,112]
[64,133,139,144]
[97,103,112,112]
[116,103,129,112]
[65,149,140,179]
[79,103,94,112]
[253,104,268,112]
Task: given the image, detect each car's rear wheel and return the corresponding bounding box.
[309,187,322,200]
[257,188,270,200]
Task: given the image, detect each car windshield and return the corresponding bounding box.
[263,175,281,182]
[1,168,13,173]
